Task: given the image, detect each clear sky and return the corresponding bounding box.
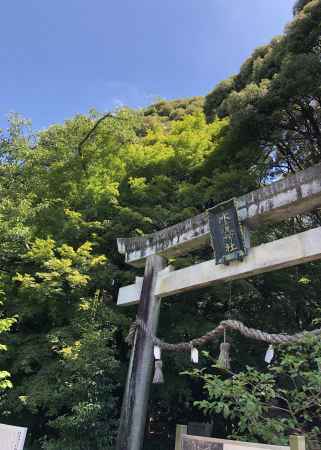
[0,0,294,131]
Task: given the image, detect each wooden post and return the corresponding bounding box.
[290,435,306,450]
[175,424,187,450]
[116,255,167,450]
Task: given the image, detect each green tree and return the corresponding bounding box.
[186,337,321,446]
[205,0,321,177]
[0,290,16,392]
[0,108,235,449]
[294,0,312,14]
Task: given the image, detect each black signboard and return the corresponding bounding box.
[208,199,246,265]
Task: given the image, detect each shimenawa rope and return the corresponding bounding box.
[126,318,321,384]
[126,318,321,351]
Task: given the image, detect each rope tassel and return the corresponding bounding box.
[153,345,164,384]
[217,342,231,370]
[153,360,164,384]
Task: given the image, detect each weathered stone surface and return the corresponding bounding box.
[237,164,321,226]
[117,277,143,306]
[117,212,210,267]
[154,226,321,298]
[118,226,321,305]
[117,267,172,307]
[117,164,321,267]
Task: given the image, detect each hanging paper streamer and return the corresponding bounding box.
[265,344,274,364]
[191,347,199,364]
[154,345,161,361]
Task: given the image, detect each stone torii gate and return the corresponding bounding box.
[115,164,321,450]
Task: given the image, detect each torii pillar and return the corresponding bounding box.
[116,255,166,450]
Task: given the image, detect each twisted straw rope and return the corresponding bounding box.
[126,318,321,352]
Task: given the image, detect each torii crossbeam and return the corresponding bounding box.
[115,164,321,450]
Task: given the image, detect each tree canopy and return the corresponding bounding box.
[205,0,321,176]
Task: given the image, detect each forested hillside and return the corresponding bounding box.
[0,1,321,449]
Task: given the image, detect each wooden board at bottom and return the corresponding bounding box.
[182,435,290,450]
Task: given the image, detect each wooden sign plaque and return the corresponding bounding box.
[208,199,246,265]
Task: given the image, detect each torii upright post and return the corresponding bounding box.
[116,255,166,450]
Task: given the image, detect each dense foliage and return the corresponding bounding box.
[0,303,16,392]
[205,0,321,176]
[0,109,237,449]
[187,337,321,445]
[0,1,320,449]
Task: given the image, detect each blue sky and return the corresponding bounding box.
[0,0,294,131]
